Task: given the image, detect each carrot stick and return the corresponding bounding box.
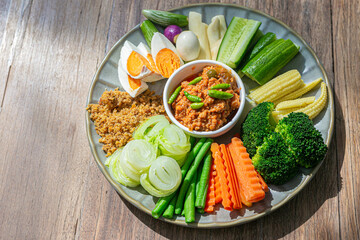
[214,169,222,204]
[204,163,216,213]
[256,170,269,192]
[211,143,233,211]
[228,137,265,203]
[220,144,242,209]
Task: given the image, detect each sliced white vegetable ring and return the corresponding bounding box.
[140,156,182,197]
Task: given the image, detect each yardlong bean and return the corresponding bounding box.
[175,138,213,214]
[184,171,197,223]
[195,151,212,209]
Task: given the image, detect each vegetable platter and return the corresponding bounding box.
[86,3,334,228]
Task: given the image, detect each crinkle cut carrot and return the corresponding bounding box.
[228,137,265,203]
[211,143,232,210]
[204,163,216,213]
[220,144,242,209]
[256,170,269,192]
[214,170,222,204]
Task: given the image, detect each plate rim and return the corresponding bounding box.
[85,3,334,228]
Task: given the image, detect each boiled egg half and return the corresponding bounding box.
[120,41,158,80]
[151,32,183,78]
[117,64,148,98]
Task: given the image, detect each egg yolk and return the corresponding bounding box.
[127,51,153,76]
[155,48,181,78]
[146,54,160,74]
[128,75,141,90]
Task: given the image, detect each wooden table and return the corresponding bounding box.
[0,0,358,239]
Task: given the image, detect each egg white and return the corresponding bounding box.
[117,63,148,98]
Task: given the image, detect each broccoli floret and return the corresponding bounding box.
[275,112,328,168]
[241,102,277,157]
[252,132,298,185]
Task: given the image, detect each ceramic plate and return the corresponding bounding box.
[86,3,334,228]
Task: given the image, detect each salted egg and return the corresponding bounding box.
[117,64,148,98]
[136,42,164,82]
[151,32,183,78]
[120,41,154,79]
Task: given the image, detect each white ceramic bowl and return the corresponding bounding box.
[163,60,246,138]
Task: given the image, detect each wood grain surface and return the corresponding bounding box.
[0,0,358,239]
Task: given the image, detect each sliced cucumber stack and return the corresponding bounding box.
[216,17,261,69]
[237,32,277,77]
[242,39,300,85]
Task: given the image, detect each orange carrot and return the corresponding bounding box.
[204,163,216,213]
[211,143,232,210]
[220,144,242,209]
[256,170,269,192]
[214,170,222,204]
[228,137,265,203]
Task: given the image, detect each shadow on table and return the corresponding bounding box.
[118,92,345,239]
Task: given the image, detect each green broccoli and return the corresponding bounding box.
[252,132,299,185]
[275,112,328,168]
[241,102,277,157]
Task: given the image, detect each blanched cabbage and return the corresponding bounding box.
[140,156,182,197]
[119,139,157,183]
[157,124,191,166]
[105,148,139,187]
[133,115,191,166]
[105,139,157,187]
[133,115,169,141]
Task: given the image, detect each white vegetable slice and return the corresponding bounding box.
[212,15,227,38]
[208,15,227,60]
[188,12,211,60]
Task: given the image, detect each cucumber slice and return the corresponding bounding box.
[228,20,261,68]
[242,39,300,85]
[216,17,261,69]
[236,29,264,77]
[248,32,277,60]
[142,9,188,27]
[237,32,277,76]
[140,20,159,47]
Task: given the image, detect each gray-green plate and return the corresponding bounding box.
[86,3,334,228]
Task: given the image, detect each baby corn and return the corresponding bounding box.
[276,96,315,110]
[273,77,322,105]
[294,82,327,119]
[272,106,303,122]
[248,70,303,104]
